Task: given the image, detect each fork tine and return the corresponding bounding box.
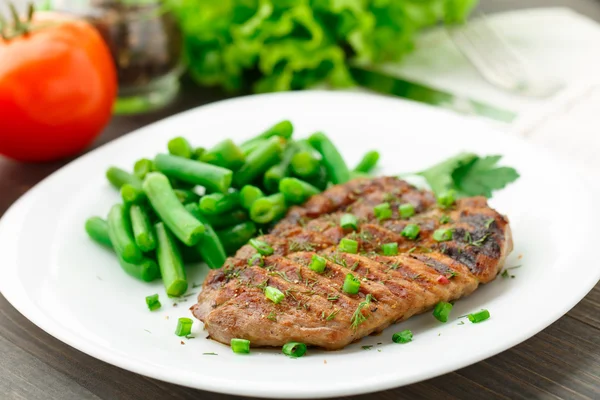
[448,12,563,98]
[468,15,529,78]
[450,27,524,91]
[451,19,526,82]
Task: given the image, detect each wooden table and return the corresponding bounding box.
[2,2,600,399]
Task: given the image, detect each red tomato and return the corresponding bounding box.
[0,12,117,162]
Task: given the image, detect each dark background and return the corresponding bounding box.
[2,1,600,399]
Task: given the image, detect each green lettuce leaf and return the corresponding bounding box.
[167,0,478,92]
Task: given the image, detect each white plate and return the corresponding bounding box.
[1,91,599,399]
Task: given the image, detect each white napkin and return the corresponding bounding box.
[380,7,600,172]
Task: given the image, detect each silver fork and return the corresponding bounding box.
[447,11,564,98]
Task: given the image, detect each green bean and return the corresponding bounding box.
[174,189,200,205]
[185,204,227,269]
[263,143,298,193]
[180,244,203,264]
[84,217,112,247]
[133,158,154,180]
[169,178,196,191]
[121,184,146,205]
[106,167,142,190]
[305,165,329,190]
[117,253,160,282]
[168,136,193,159]
[107,204,143,263]
[142,172,205,246]
[216,221,257,255]
[201,208,249,230]
[350,171,370,180]
[290,140,321,179]
[154,154,233,193]
[240,139,264,156]
[130,205,157,252]
[240,185,265,210]
[234,136,285,187]
[201,139,246,170]
[240,120,293,148]
[250,193,287,224]
[84,216,159,281]
[192,147,206,161]
[279,177,320,204]
[155,222,188,297]
[353,150,380,174]
[199,191,240,215]
[307,132,350,184]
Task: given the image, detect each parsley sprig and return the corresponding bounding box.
[414,153,519,198]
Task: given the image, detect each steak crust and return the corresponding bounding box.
[192,177,513,350]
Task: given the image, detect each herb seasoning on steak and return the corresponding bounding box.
[192,177,513,350]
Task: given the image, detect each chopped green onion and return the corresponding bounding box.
[339,238,359,254]
[374,202,392,221]
[381,242,398,256]
[439,215,451,224]
[437,190,456,209]
[398,203,415,219]
[282,342,307,358]
[145,294,161,311]
[265,286,285,304]
[249,238,274,256]
[433,228,453,242]
[343,273,361,294]
[467,309,490,323]
[392,329,413,344]
[309,254,327,273]
[401,224,420,240]
[175,317,193,336]
[433,301,453,322]
[340,213,358,230]
[231,338,250,354]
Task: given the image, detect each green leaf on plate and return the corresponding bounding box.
[451,155,520,198]
[415,153,519,199]
[416,152,477,195]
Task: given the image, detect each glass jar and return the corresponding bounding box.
[55,0,183,114]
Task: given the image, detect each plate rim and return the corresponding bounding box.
[1,90,599,398]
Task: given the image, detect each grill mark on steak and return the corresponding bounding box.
[382,254,474,300]
[288,252,404,342]
[281,177,405,224]
[279,177,423,228]
[193,177,512,350]
[234,229,335,261]
[209,264,354,331]
[264,255,360,320]
[323,252,468,322]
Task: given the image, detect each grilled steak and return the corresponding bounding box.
[192,177,513,350]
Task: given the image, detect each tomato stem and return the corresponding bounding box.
[0,13,7,40]
[27,3,34,23]
[0,2,36,40]
[9,4,23,31]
